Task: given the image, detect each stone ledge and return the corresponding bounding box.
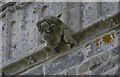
[2,12,120,75]
[2,44,45,68]
[74,12,120,44]
[21,43,120,75]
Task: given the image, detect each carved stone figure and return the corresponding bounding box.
[37,15,76,53]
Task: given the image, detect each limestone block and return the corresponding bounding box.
[48,2,63,16]
[0,18,2,64]
[2,7,14,61]
[82,2,98,28]
[109,47,119,57]
[78,51,109,75]
[44,47,84,75]
[23,3,38,52]
[44,54,68,75]
[102,2,119,16]
[8,3,44,59]
[2,18,8,62]
[66,66,77,75]
[102,65,118,75]
[82,41,96,58]
[93,56,118,75]
[10,9,24,58]
[116,27,120,46]
[68,2,81,33]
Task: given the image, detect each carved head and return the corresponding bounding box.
[37,14,62,33]
[37,21,50,33]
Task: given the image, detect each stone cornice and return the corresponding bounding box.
[2,12,120,75]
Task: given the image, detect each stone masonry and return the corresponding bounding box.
[1,1,120,75]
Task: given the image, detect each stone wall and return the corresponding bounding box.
[1,2,120,75]
[22,30,119,75]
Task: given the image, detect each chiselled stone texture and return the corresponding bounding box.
[1,2,120,75]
